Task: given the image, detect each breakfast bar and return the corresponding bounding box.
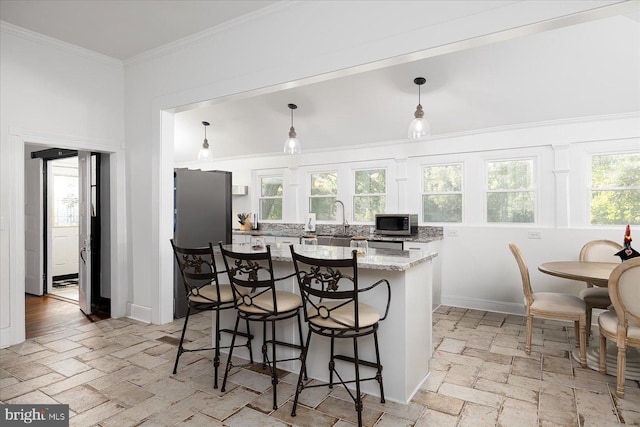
[213,244,438,404]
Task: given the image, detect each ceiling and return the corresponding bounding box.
[1,1,639,162]
[0,0,277,60]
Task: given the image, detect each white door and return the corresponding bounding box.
[24,153,43,295]
[78,151,92,314]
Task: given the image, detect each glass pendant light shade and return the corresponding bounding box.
[197,121,211,160]
[283,104,301,154]
[408,104,431,139]
[408,77,431,140]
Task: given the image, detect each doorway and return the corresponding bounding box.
[26,147,111,320]
[48,156,80,301]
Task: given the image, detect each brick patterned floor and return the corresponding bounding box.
[1,306,639,426]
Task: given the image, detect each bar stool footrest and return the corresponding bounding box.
[334,354,381,370]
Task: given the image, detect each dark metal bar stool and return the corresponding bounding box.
[218,243,306,410]
[170,239,253,389]
[289,245,391,427]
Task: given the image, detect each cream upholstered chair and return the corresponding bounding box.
[598,257,640,398]
[509,243,587,367]
[579,240,623,337]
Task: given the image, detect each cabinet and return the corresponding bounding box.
[232,234,250,244]
[405,240,442,309]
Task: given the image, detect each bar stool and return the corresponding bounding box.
[289,246,391,427]
[170,239,253,389]
[218,243,306,410]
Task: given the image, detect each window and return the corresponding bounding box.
[486,159,535,223]
[309,172,338,221]
[590,152,640,225]
[422,164,462,223]
[259,175,283,220]
[353,169,385,222]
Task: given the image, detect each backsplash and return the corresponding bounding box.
[257,222,443,240]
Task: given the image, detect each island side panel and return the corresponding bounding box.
[403,259,432,401]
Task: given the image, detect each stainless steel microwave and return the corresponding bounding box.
[374,214,418,236]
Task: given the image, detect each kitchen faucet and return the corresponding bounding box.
[334,200,349,235]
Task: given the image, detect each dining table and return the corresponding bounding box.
[538,260,639,380]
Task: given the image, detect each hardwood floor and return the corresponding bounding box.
[25,294,110,339]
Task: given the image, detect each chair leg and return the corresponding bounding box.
[525,314,533,355]
[373,330,385,403]
[574,320,580,348]
[585,304,593,338]
[291,330,312,417]
[221,315,241,393]
[173,306,191,374]
[213,308,221,389]
[271,320,278,410]
[262,322,267,370]
[296,311,308,380]
[245,319,254,364]
[329,333,335,389]
[353,336,363,427]
[578,318,587,368]
[599,333,607,374]
[616,345,626,398]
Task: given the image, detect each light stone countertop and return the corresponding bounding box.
[221,243,438,272]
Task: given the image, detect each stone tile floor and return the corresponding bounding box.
[1,305,639,426]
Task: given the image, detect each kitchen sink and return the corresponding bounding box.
[316,235,352,247]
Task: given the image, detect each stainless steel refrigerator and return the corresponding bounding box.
[173,168,232,318]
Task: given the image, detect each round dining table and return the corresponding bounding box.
[538,260,639,381]
[538,261,618,287]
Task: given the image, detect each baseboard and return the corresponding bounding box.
[127,302,152,324]
[440,295,525,316]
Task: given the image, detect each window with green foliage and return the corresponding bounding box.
[309,172,338,221]
[259,175,283,220]
[486,159,535,223]
[353,169,386,222]
[590,153,640,225]
[422,164,462,223]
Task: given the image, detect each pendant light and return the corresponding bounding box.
[408,77,431,139]
[283,103,301,154]
[197,121,212,161]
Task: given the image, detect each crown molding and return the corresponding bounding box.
[0,21,123,69]
[124,1,295,66]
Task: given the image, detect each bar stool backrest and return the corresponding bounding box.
[290,247,362,330]
[218,243,279,314]
[170,239,220,303]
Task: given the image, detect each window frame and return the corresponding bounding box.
[308,170,339,223]
[484,157,538,225]
[587,150,640,226]
[421,162,464,224]
[352,167,387,224]
[254,170,285,223]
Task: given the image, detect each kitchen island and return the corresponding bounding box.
[213,244,438,404]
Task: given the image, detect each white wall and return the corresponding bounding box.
[0,23,125,347]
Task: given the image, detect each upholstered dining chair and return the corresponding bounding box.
[579,240,623,337]
[289,245,391,427]
[598,257,640,398]
[170,239,253,389]
[218,243,306,410]
[509,243,587,367]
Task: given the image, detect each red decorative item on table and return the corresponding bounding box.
[615,224,640,261]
